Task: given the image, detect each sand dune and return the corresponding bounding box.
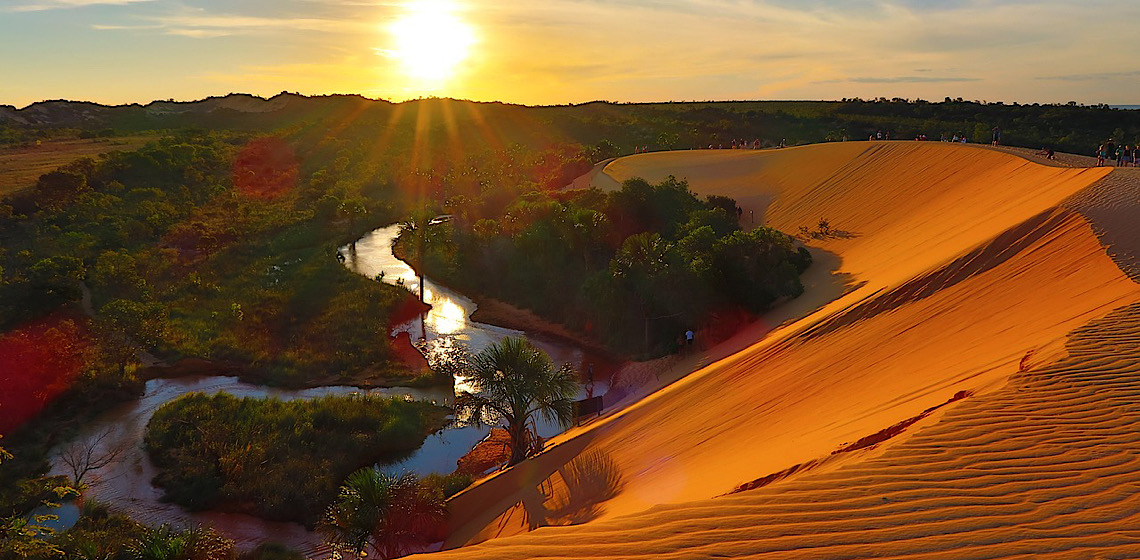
[428,143,1140,559]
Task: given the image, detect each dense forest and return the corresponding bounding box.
[397,176,811,356]
[4,94,1139,157]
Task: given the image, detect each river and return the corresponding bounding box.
[43,223,609,557]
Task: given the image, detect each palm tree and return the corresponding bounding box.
[456,337,580,466]
[319,468,446,559]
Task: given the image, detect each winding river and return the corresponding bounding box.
[44,223,608,557]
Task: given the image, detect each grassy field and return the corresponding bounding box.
[0,135,161,196]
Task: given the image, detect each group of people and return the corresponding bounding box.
[1096,140,1138,167]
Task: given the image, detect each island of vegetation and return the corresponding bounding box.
[144,392,450,526]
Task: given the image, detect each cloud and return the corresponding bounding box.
[91,23,162,30]
[151,13,360,35]
[1038,70,1140,82]
[88,10,377,39]
[847,76,983,84]
[165,28,233,38]
[4,0,152,11]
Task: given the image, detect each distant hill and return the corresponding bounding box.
[2,94,1139,156]
[0,92,386,130]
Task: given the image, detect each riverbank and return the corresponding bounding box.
[136,346,434,390]
[467,297,617,360]
[130,289,437,391]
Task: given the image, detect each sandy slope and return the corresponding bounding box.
[427,143,1140,559]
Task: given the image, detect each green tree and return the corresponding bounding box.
[93,250,147,297]
[456,337,580,465]
[28,255,86,301]
[591,139,622,161]
[338,197,368,238]
[319,469,446,559]
[99,299,168,349]
[33,169,89,212]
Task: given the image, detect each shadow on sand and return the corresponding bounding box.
[520,449,626,529]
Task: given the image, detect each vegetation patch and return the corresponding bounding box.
[400,177,812,357]
[144,392,450,526]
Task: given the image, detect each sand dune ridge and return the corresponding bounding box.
[429,142,1140,560]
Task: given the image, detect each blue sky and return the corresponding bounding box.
[1,0,1137,107]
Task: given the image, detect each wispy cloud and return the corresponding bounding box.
[91,23,162,30]
[1038,70,1140,82]
[87,9,375,39]
[4,0,152,12]
[165,27,233,38]
[847,76,983,84]
[155,13,359,36]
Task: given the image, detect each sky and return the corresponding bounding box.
[1,0,1138,108]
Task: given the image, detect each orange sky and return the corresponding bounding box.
[2,0,1139,108]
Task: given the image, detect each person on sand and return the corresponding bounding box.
[685,329,694,349]
[991,126,1001,146]
[1097,145,1107,167]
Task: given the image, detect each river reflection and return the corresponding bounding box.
[340,224,609,398]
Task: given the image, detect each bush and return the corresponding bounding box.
[422,472,474,499]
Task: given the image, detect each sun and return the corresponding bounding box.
[388,0,477,85]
